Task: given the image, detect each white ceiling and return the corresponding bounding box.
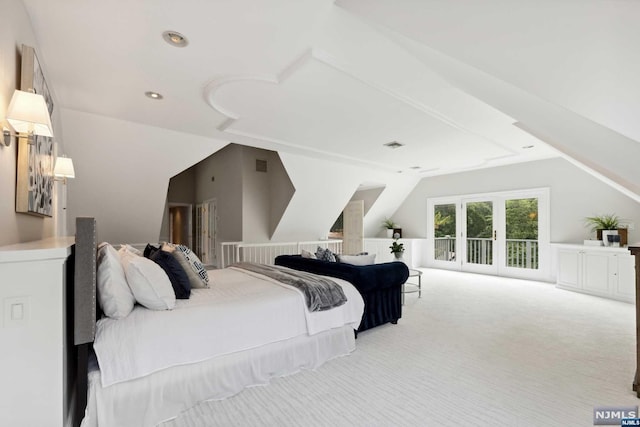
[20,0,639,180]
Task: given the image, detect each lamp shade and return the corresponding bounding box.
[6,89,54,138]
[54,157,75,179]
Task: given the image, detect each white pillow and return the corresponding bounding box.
[97,243,135,319]
[119,247,176,310]
[119,243,143,256]
[337,253,376,266]
[301,249,317,259]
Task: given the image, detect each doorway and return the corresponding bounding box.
[168,203,193,248]
[427,188,549,280]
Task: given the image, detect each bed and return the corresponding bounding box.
[72,219,364,427]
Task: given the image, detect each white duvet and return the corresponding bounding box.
[93,267,364,387]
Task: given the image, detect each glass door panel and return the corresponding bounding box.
[465,201,494,266]
[428,188,548,279]
[433,203,456,263]
[504,198,539,270]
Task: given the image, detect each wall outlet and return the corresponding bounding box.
[3,297,29,328]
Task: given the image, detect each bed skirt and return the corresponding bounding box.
[81,325,356,427]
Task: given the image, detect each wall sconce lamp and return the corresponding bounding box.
[54,155,75,184]
[3,89,54,147]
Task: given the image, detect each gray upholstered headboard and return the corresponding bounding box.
[74,217,97,345]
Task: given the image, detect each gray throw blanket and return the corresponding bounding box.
[232,262,347,312]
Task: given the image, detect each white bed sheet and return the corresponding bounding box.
[94,267,364,387]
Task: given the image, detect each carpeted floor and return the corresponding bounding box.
[164,269,638,426]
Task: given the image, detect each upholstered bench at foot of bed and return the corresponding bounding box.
[274,255,409,332]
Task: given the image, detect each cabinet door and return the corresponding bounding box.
[582,252,611,296]
[557,249,581,289]
[613,254,635,302]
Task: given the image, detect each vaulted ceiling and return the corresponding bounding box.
[21,0,640,196]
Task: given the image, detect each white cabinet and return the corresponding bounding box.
[556,244,635,303]
[614,253,636,301]
[0,237,74,427]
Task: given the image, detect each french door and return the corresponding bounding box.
[462,198,497,275]
[195,199,217,266]
[428,188,549,280]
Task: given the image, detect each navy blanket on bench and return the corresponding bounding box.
[274,255,409,332]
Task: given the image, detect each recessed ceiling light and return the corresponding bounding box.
[162,31,189,47]
[522,145,535,149]
[384,141,404,149]
[145,91,163,100]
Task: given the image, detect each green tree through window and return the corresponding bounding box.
[506,198,538,240]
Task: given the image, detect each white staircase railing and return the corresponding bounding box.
[219,240,343,268]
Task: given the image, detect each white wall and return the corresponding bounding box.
[393,157,640,244]
[62,108,225,243]
[273,151,420,241]
[0,0,64,245]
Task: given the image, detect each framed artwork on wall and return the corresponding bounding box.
[16,44,55,217]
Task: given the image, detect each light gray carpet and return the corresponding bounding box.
[164,269,638,427]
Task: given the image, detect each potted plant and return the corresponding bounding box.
[381,218,397,238]
[585,214,627,246]
[389,236,405,260]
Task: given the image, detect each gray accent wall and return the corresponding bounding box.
[168,167,196,204]
[241,146,271,242]
[193,144,243,244]
[172,144,294,244]
[393,157,640,244]
[268,151,295,239]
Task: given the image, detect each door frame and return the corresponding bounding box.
[426,187,550,280]
[195,198,217,266]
